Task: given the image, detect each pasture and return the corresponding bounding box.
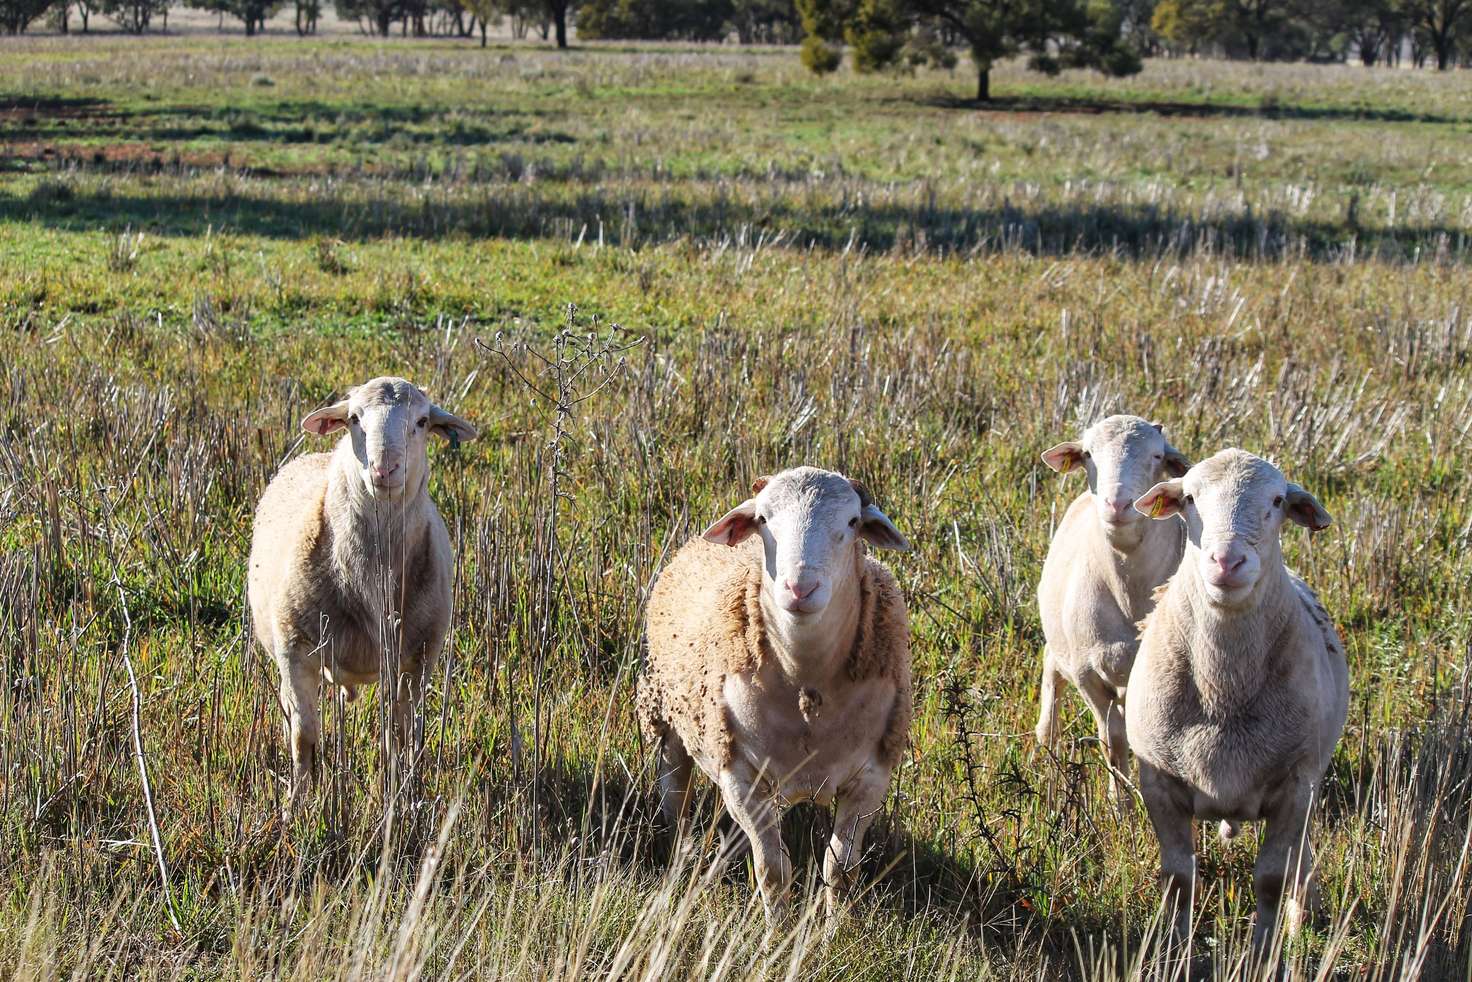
[3,34,1472,979]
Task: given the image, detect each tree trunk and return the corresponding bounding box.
[552,2,566,47]
[479,16,486,46]
[977,66,989,102]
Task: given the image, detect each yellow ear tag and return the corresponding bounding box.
[1060,456,1072,474]
[1149,496,1165,518]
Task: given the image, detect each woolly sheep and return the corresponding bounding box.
[247,377,478,815]
[1035,415,1190,807]
[637,466,912,919]
[1128,449,1347,950]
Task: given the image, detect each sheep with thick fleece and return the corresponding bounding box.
[1128,449,1347,951]
[638,467,912,918]
[248,377,477,814]
[1035,415,1190,806]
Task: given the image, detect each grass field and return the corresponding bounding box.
[3,34,1472,979]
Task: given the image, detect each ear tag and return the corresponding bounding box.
[1060,456,1073,474]
[448,430,461,452]
[1149,496,1165,518]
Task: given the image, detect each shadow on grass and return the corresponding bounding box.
[920,93,1470,127]
[6,182,1470,263]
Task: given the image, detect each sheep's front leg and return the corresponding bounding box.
[824,764,889,917]
[389,668,426,799]
[277,649,322,818]
[1033,646,1065,749]
[1138,762,1195,948]
[718,759,791,923]
[1077,669,1131,812]
[1253,781,1316,953]
[656,730,695,834]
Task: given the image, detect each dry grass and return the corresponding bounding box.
[2,36,1472,980]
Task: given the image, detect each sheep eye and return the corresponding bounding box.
[848,516,859,528]
[1081,451,1091,460]
[1273,495,1284,508]
[1184,494,1194,505]
[756,515,766,525]
[348,413,359,426]
[1153,453,1163,460]
[417,417,428,428]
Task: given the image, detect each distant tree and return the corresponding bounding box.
[545,0,573,44]
[809,0,1142,101]
[1408,0,1472,67]
[294,0,319,30]
[730,0,800,42]
[100,0,168,31]
[1150,0,1296,58]
[795,0,854,71]
[1151,0,1214,52]
[577,0,732,40]
[1334,0,1403,64]
[0,0,51,31]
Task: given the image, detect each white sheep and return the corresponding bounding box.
[1036,415,1190,807]
[1127,449,1347,951]
[247,376,478,814]
[637,466,912,919]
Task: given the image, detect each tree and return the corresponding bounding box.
[545,0,573,44]
[1409,0,1472,68]
[813,0,1142,102]
[577,0,734,40]
[0,0,51,32]
[1149,0,1310,58]
[100,0,168,31]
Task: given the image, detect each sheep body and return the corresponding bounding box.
[247,377,475,813]
[1035,415,1188,804]
[637,467,911,918]
[638,536,910,793]
[1126,449,1347,949]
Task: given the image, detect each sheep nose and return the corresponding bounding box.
[372,462,399,480]
[784,578,819,601]
[1106,497,1133,517]
[1209,549,1246,574]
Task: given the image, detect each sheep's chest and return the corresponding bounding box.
[721,672,895,807]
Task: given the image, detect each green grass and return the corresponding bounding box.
[3,33,1472,980]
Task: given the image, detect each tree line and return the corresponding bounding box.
[3,0,1469,95]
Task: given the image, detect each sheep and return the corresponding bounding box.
[1035,415,1190,808]
[247,376,478,815]
[1127,449,1347,951]
[637,466,912,919]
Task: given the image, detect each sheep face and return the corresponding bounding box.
[1042,415,1189,530]
[702,466,910,618]
[1135,449,1331,607]
[301,377,478,501]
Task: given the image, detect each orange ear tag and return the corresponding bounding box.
[1149,496,1166,518]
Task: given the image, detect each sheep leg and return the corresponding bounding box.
[389,669,425,801]
[277,650,322,818]
[1077,670,1131,812]
[656,731,695,833]
[1138,761,1195,949]
[823,765,888,917]
[718,760,791,923]
[1033,647,1064,749]
[1252,782,1316,954]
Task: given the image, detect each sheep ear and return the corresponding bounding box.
[1163,441,1191,479]
[1041,442,1085,475]
[1135,480,1185,520]
[302,400,351,436]
[702,499,759,546]
[429,405,478,445]
[858,504,911,552]
[1284,483,1331,532]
